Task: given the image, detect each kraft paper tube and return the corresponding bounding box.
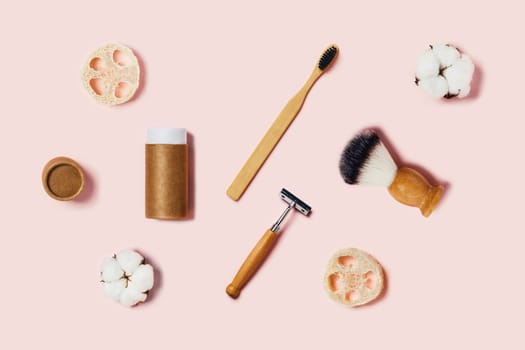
[146,128,189,219]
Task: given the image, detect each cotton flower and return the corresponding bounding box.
[415,44,475,99]
[100,249,154,307]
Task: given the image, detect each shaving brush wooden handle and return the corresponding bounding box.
[388,167,444,217]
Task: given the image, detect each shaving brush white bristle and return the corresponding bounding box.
[360,142,397,186]
[339,130,398,187]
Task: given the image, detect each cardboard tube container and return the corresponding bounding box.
[146,128,189,220]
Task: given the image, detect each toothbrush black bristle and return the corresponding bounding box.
[318,45,338,70]
[339,130,380,184]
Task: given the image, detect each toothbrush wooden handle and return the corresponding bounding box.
[226,70,323,201]
[226,229,278,299]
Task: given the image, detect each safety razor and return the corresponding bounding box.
[226,188,312,299]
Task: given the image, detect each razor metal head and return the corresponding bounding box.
[280,188,312,216]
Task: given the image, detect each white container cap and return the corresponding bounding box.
[147,128,187,144]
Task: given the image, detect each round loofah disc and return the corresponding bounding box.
[324,247,384,307]
[81,43,140,105]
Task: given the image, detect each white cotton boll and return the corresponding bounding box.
[443,58,474,87]
[457,55,475,76]
[100,257,124,282]
[458,84,471,98]
[416,44,475,99]
[119,287,147,307]
[442,57,474,97]
[432,44,460,67]
[103,279,127,301]
[101,249,155,307]
[116,250,144,275]
[128,264,154,293]
[443,66,462,95]
[419,76,449,98]
[416,50,440,80]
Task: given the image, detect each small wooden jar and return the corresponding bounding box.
[42,157,85,201]
[145,128,189,220]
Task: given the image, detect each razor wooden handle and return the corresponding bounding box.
[388,167,444,217]
[226,229,279,299]
[226,69,323,201]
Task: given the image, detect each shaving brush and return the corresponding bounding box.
[339,130,444,217]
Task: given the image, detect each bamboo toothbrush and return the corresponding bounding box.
[227,45,339,201]
[339,129,444,217]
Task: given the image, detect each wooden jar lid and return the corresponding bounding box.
[42,157,85,201]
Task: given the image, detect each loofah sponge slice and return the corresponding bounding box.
[100,249,154,307]
[81,43,140,105]
[324,247,384,307]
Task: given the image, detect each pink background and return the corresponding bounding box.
[1,0,524,348]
